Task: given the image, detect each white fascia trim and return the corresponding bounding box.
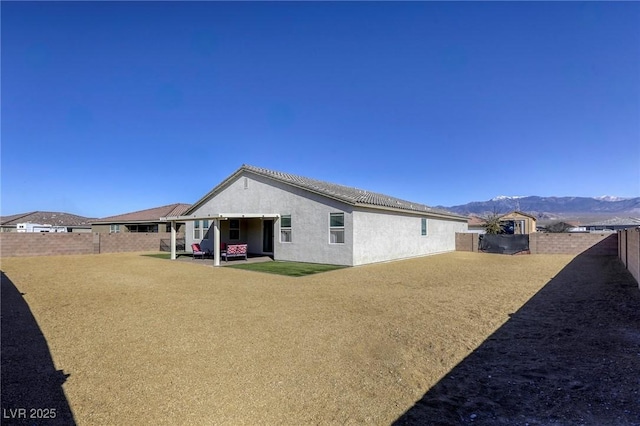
[161,213,280,221]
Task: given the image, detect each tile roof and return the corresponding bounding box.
[0,211,95,227]
[91,203,192,223]
[501,210,538,221]
[191,165,466,220]
[468,215,487,226]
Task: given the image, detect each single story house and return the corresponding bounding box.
[582,217,640,232]
[467,215,487,234]
[499,211,537,234]
[466,211,537,235]
[162,165,468,266]
[0,211,94,233]
[91,203,191,233]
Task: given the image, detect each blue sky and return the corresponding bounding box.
[2,2,639,218]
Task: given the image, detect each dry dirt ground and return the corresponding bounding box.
[1,252,639,425]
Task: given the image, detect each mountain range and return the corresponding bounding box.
[438,196,640,224]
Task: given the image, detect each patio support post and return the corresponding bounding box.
[213,219,220,267]
[170,220,177,260]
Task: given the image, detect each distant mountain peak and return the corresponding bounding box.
[594,195,629,202]
[491,195,526,201]
[439,195,640,219]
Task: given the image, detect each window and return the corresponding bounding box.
[127,224,158,233]
[280,215,292,243]
[110,224,120,234]
[202,220,210,240]
[194,220,211,240]
[329,213,345,244]
[229,219,240,240]
[421,218,428,236]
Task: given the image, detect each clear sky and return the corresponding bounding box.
[2,1,639,218]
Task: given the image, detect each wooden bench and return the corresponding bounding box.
[222,243,248,262]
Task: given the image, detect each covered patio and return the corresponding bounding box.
[160,213,280,266]
[174,253,274,266]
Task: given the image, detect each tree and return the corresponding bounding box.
[545,221,573,233]
[483,211,504,234]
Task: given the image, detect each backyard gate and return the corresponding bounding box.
[479,234,529,254]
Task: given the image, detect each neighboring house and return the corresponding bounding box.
[467,211,536,235]
[467,215,487,234]
[499,211,537,234]
[582,217,640,232]
[0,211,94,233]
[163,165,468,266]
[91,203,191,233]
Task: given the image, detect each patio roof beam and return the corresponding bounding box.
[160,213,280,221]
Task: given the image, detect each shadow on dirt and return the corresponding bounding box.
[394,248,640,425]
[1,271,76,425]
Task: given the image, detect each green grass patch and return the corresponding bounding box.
[227,261,347,277]
[142,252,191,260]
[142,253,172,259]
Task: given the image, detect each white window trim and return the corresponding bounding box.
[329,212,345,244]
[202,220,210,240]
[194,220,201,240]
[110,224,120,234]
[280,215,292,243]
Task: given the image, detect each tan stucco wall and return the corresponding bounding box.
[500,212,537,234]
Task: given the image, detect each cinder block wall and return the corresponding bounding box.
[619,228,640,287]
[0,233,94,257]
[619,230,627,267]
[530,233,617,255]
[0,232,185,257]
[456,232,617,256]
[96,232,178,253]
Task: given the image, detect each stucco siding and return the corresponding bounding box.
[352,209,468,265]
[186,172,354,265]
[246,219,263,252]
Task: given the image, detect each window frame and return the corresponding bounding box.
[329,212,345,244]
[194,220,201,240]
[128,224,158,233]
[280,214,292,243]
[202,220,210,240]
[110,224,120,234]
[421,218,428,236]
[229,219,240,240]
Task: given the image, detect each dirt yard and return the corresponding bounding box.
[1,252,639,425]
